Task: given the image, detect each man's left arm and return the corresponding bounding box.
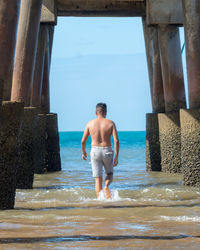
[81,124,90,160]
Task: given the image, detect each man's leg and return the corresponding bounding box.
[95,176,103,198]
[104,173,113,199]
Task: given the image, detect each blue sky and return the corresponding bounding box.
[50,17,187,131]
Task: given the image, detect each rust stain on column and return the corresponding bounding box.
[143,18,165,113]
[182,0,200,109]
[31,25,48,108]
[41,27,50,114]
[158,25,186,113]
[0,0,20,101]
[11,0,42,106]
[49,25,55,64]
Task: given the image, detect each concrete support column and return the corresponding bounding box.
[0,1,24,209]
[182,0,200,109]
[146,113,161,171]
[0,0,20,102]
[143,19,164,171]
[181,1,200,186]
[30,24,48,174]
[157,25,186,173]
[158,25,186,113]
[31,24,48,107]
[34,114,47,174]
[11,0,42,106]
[180,109,200,187]
[41,32,50,114]
[40,25,61,172]
[10,0,42,188]
[0,102,24,209]
[16,107,38,189]
[142,19,165,113]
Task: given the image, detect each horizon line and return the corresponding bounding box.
[59,130,146,133]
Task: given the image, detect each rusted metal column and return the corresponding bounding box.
[142,19,165,113]
[11,0,42,106]
[0,0,20,101]
[41,28,50,114]
[158,25,186,113]
[31,24,48,107]
[181,1,200,187]
[49,25,55,64]
[182,0,200,109]
[40,45,50,114]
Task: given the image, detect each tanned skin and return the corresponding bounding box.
[81,110,119,199]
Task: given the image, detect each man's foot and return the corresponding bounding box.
[104,186,111,199]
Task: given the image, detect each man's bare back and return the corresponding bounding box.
[86,117,114,147]
[81,103,119,199]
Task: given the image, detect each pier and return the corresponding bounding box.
[0,0,200,210]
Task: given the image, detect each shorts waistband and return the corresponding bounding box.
[91,146,112,150]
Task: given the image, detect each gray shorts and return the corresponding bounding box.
[90,146,114,178]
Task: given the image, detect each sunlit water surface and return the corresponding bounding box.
[0,132,200,249]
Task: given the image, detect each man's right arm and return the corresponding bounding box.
[81,123,90,160]
[112,122,119,166]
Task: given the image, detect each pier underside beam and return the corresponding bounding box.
[57,0,145,17]
[146,0,184,25]
[181,0,200,187]
[158,25,186,173]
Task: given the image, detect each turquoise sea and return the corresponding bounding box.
[59,131,146,191]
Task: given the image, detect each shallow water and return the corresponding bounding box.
[0,132,200,249]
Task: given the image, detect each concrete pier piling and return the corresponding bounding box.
[0,102,24,209]
[143,19,164,171]
[158,25,186,113]
[40,25,61,172]
[31,25,48,108]
[31,23,61,173]
[0,0,20,101]
[180,109,200,187]
[146,113,161,171]
[0,1,24,209]
[181,0,200,186]
[45,113,61,172]
[10,0,43,188]
[157,25,186,173]
[31,24,48,174]
[34,114,47,174]
[16,107,38,189]
[11,0,43,105]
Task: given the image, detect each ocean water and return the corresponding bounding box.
[0,131,200,249]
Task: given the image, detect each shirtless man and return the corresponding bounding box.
[81,103,119,199]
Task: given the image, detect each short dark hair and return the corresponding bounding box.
[96,103,107,115]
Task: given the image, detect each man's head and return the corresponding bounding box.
[96,103,107,117]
